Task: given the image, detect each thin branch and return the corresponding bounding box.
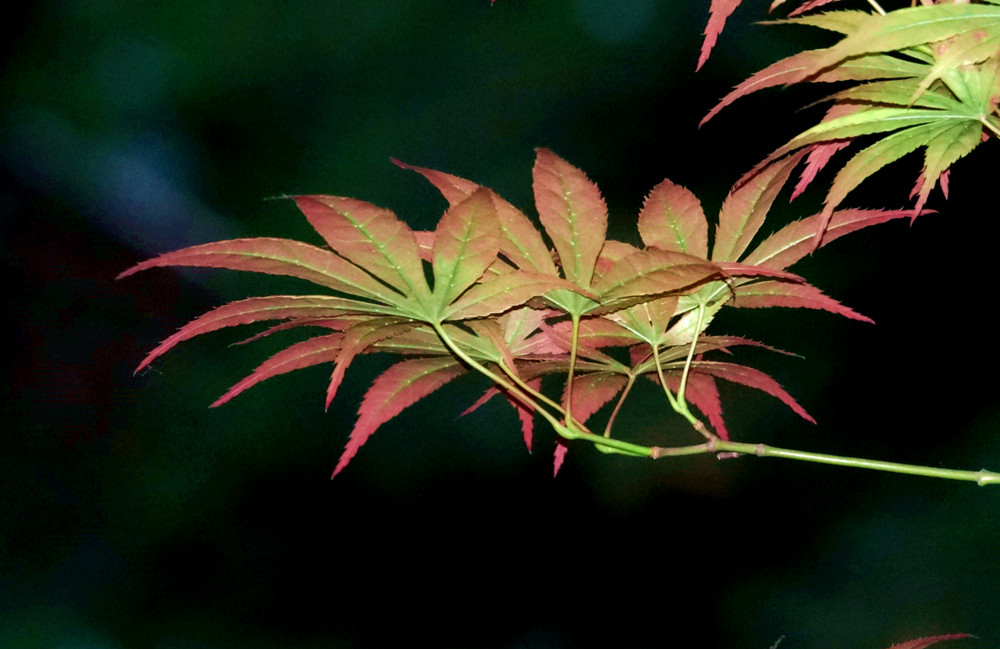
[603,372,636,438]
[866,0,887,15]
[647,438,1000,486]
[676,302,706,407]
[564,312,582,431]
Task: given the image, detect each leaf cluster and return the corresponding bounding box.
[119,149,914,476]
[701,0,1000,247]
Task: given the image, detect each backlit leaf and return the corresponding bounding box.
[332,356,467,477]
[395,159,557,274]
[118,238,405,306]
[533,148,607,287]
[809,4,1000,76]
[603,296,681,347]
[593,248,724,306]
[638,178,709,258]
[325,318,418,409]
[731,280,872,322]
[553,440,569,476]
[713,150,808,262]
[132,295,399,374]
[699,0,745,71]
[292,195,430,300]
[391,158,480,204]
[914,117,985,213]
[211,333,343,408]
[443,271,584,321]
[744,208,918,271]
[701,49,927,127]
[885,634,970,649]
[432,188,502,309]
[691,361,815,424]
[702,49,826,126]
[562,372,629,425]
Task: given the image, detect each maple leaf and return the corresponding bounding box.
[553,440,569,476]
[393,158,557,275]
[699,0,745,71]
[292,195,431,301]
[212,333,343,408]
[561,372,630,426]
[650,359,815,425]
[332,356,467,477]
[121,150,919,475]
[638,178,709,258]
[704,4,1000,247]
[634,157,901,324]
[884,634,970,649]
[125,295,398,375]
[533,147,608,290]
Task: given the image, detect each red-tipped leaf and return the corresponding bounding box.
[731,280,872,322]
[443,271,584,321]
[638,178,709,258]
[132,295,398,374]
[713,150,808,262]
[118,238,404,305]
[432,188,502,308]
[692,360,815,424]
[395,159,557,274]
[698,0,745,71]
[563,372,629,425]
[325,318,418,409]
[593,248,724,307]
[885,635,969,649]
[742,208,917,271]
[332,357,467,477]
[212,333,343,407]
[553,440,569,476]
[292,195,430,300]
[532,148,607,288]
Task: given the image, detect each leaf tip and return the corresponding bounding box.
[553,442,568,477]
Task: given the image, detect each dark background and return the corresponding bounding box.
[2,2,998,648]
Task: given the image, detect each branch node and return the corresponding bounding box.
[755,443,766,457]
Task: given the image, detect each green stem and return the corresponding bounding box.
[563,425,654,457]
[709,440,999,486]
[494,356,565,415]
[603,372,636,438]
[648,438,999,486]
[431,321,632,454]
[866,0,886,15]
[431,321,564,431]
[433,326,999,484]
[651,340,717,440]
[676,302,706,408]
[651,341,680,411]
[564,313,582,430]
